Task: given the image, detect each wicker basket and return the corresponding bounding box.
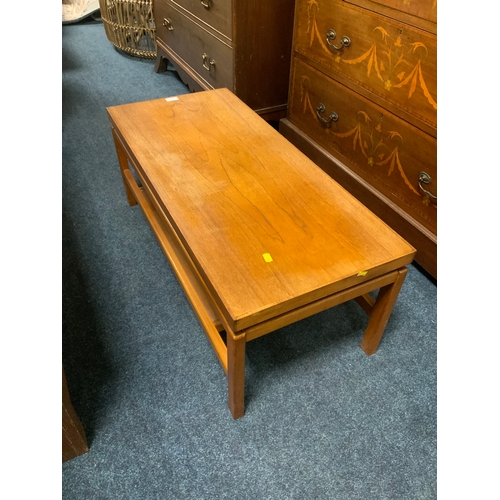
[99,0,156,59]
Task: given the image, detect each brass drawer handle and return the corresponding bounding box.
[316,103,338,126]
[418,171,437,203]
[201,0,211,8]
[202,53,216,70]
[163,18,174,31]
[326,29,351,50]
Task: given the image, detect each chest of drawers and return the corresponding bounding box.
[153,0,296,121]
[280,0,437,278]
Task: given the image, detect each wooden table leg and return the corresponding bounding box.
[62,367,89,462]
[111,128,138,207]
[227,329,246,419]
[360,267,408,356]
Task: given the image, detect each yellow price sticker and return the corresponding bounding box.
[357,271,368,277]
[262,253,273,263]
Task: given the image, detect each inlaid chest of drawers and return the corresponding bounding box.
[280,0,437,278]
[152,0,296,121]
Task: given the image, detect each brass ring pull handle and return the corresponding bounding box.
[163,18,174,31]
[201,0,211,8]
[326,29,351,50]
[202,53,216,71]
[316,103,338,126]
[418,171,437,201]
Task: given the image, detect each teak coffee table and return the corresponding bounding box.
[107,89,416,419]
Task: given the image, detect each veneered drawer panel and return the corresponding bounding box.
[155,2,233,90]
[169,0,232,39]
[346,0,437,28]
[288,58,436,232]
[294,0,437,129]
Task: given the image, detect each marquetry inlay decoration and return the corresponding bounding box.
[330,110,420,197]
[305,1,334,54]
[341,28,436,110]
[304,0,437,112]
[299,74,430,201]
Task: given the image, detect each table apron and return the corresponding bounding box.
[243,270,400,341]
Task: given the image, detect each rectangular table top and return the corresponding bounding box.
[107,89,415,331]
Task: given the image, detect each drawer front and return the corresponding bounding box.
[294,0,437,129]
[169,0,232,40]
[288,58,436,232]
[345,0,437,27]
[155,1,233,90]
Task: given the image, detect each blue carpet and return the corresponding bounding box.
[62,18,436,500]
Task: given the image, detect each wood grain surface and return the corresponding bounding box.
[107,89,415,330]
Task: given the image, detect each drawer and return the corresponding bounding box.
[288,58,436,232]
[169,0,232,40]
[345,0,437,29]
[155,1,233,90]
[294,0,437,130]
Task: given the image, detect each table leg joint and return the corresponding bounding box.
[111,127,137,207]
